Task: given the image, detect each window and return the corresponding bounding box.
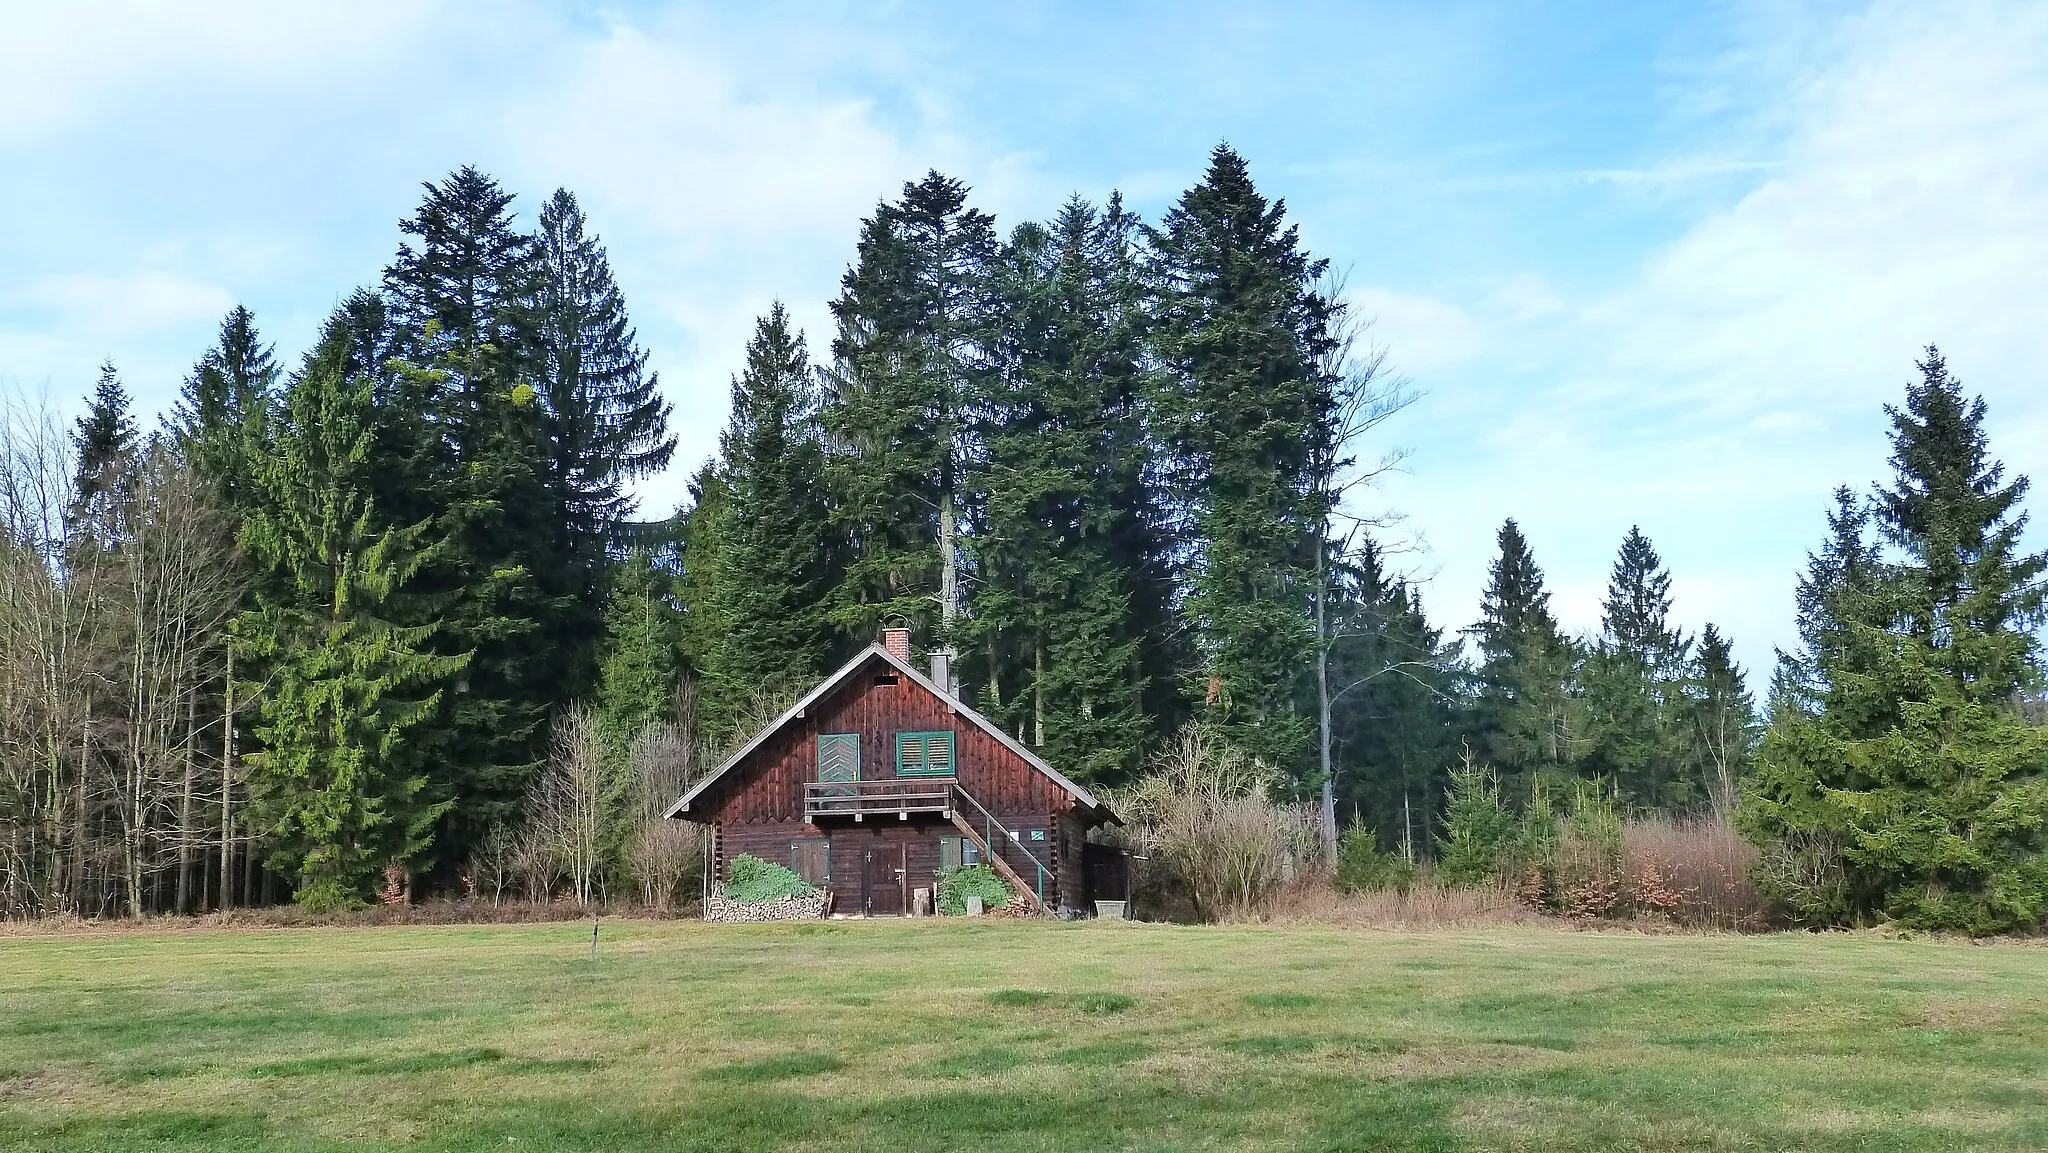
[938,835,979,870]
[895,731,956,776]
[791,839,830,884]
[817,733,860,783]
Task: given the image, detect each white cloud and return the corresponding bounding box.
[1394,0,2048,684]
[1597,0,2048,421]
[1345,287,1485,374]
[17,272,234,337]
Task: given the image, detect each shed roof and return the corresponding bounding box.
[662,643,1115,822]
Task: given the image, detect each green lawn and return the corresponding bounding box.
[2,919,2044,1151]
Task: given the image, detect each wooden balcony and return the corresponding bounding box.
[804,780,955,822]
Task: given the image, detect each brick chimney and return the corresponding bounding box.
[881,627,911,663]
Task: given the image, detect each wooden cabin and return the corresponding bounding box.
[665,629,1121,916]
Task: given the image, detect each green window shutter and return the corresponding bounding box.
[939,836,963,871]
[896,731,956,776]
[818,734,860,783]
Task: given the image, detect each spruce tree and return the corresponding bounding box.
[1691,624,1756,812]
[594,547,685,745]
[1328,539,1460,852]
[970,196,1175,781]
[529,188,676,669]
[236,343,462,910]
[673,462,734,697]
[1467,519,1579,794]
[697,305,836,739]
[170,306,277,510]
[382,167,567,873]
[70,360,139,528]
[1746,348,2048,932]
[1771,487,1880,712]
[1148,144,1338,779]
[820,171,998,649]
[1583,526,1695,809]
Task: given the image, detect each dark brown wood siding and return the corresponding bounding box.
[695,652,1085,911]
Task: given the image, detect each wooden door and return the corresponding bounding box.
[862,845,906,916]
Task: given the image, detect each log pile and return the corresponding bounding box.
[703,890,833,923]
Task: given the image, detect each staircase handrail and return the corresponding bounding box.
[948,781,1052,880]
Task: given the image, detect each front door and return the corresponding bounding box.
[862,845,906,916]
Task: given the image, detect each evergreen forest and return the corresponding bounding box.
[2,148,2043,930]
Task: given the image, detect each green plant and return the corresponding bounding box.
[936,864,1012,915]
[1436,760,1519,886]
[720,854,818,904]
[1336,820,1417,894]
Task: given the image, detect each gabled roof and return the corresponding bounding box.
[663,643,1114,821]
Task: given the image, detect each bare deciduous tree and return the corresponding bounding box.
[624,723,703,911]
[1112,725,1321,920]
[519,706,619,907]
[0,396,241,919]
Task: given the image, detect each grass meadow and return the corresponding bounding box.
[2,919,2045,1151]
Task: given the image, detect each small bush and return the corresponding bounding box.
[1435,761,1521,886]
[1337,821,1417,894]
[720,854,818,904]
[936,864,1012,915]
[1105,725,1321,920]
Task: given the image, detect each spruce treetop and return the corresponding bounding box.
[1875,346,2045,699]
[1473,518,1558,663]
[1601,525,1684,666]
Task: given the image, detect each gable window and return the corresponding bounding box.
[817,733,860,795]
[896,730,956,776]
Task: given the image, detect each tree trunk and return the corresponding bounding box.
[220,647,235,911]
[176,681,197,915]
[1033,636,1046,748]
[73,707,90,914]
[939,490,959,629]
[1316,523,1337,859]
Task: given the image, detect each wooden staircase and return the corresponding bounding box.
[946,786,1049,915]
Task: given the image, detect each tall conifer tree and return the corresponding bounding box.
[1148,144,1338,779]
[70,361,139,529]
[529,188,676,680]
[972,196,1176,781]
[383,167,564,871]
[236,338,462,910]
[1329,540,1460,852]
[1467,519,1578,793]
[1583,526,1695,808]
[698,305,836,738]
[1746,348,2048,932]
[170,306,277,510]
[821,171,998,650]
[594,547,685,745]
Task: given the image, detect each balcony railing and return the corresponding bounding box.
[804,779,955,821]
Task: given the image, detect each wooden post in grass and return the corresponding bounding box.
[590,915,599,960]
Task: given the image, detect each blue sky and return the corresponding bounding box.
[3,0,2044,684]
